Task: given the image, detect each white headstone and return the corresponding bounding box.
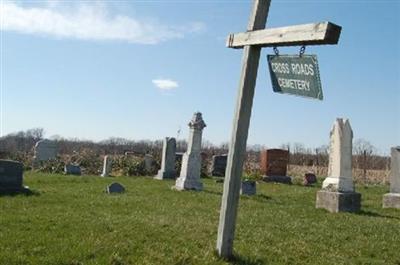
[175,112,206,191]
[383,147,400,208]
[155,138,176,180]
[33,139,58,161]
[390,147,400,193]
[101,155,112,177]
[322,118,354,192]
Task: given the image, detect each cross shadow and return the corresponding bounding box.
[202,189,223,196]
[255,194,272,201]
[356,210,400,220]
[229,255,268,265]
[241,194,272,202]
[215,252,268,265]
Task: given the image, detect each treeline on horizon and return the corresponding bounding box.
[0,128,390,171]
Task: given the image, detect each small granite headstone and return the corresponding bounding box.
[303,173,317,186]
[240,181,256,196]
[106,182,125,194]
[260,149,291,184]
[64,164,81,175]
[0,160,27,193]
[210,155,228,177]
[260,149,289,176]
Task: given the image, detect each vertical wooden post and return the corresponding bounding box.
[216,0,271,259]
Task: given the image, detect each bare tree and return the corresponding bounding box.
[353,139,376,180]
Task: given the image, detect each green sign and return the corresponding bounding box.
[267,54,323,100]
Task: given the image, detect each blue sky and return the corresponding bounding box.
[1,0,399,154]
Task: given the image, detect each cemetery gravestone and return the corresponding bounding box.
[64,164,81,176]
[260,149,289,176]
[210,155,228,177]
[261,149,291,184]
[101,155,112,177]
[33,139,58,162]
[106,182,125,194]
[175,112,206,191]
[303,173,317,186]
[0,160,27,193]
[316,118,361,213]
[155,138,177,180]
[144,154,154,174]
[240,180,256,195]
[383,146,400,209]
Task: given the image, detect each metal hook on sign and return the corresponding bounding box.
[299,45,306,57]
[273,47,279,56]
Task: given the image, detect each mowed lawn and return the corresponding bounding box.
[1,173,399,265]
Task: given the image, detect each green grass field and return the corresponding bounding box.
[1,172,399,265]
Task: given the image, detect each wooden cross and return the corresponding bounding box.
[216,0,341,259]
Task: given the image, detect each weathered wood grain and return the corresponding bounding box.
[227,21,341,48]
[216,0,271,259]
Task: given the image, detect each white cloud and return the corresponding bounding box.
[0,2,205,44]
[152,79,179,90]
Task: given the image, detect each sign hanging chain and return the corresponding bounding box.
[274,46,306,56]
[299,45,306,57]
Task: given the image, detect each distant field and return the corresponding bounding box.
[0,173,399,265]
[288,165,390,185]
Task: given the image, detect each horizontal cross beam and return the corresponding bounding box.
[227,21,341,48]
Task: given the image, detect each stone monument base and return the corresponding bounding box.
[154,170,176,180]
[316,190,361,213]
[174,177,203,191]
[383,193,400,209]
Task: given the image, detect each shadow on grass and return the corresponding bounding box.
[203,190,223,196]
[241,194,272,202]
[215,252,268,265]
[357,210,400,220]
[228,255,268,265]
[0,188,40,197]
[202,191,272,203]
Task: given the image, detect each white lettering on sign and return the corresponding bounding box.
[278,78,310,91]
[291,63,314,76]
[271,62,290,74]
[271,62,314,76]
